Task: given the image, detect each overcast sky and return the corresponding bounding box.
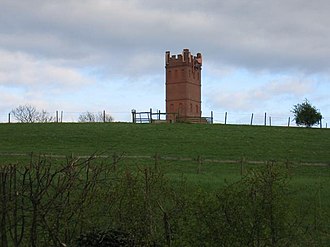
[1,0,329,125]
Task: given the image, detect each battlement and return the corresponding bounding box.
[165,49,202,67]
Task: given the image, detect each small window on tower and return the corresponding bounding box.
[190,103,193,112]
[168,70,171,79]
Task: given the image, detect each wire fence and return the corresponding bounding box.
[211,111,328,128]
[0,152,328,168]
[0,111,130,123]
[0,110,328,128]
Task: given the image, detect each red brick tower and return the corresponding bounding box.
[165,49,202,122]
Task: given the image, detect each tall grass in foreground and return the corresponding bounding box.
[0,155,329,246]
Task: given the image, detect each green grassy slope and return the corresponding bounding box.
[0,122,329,163]
[1,122,329,238]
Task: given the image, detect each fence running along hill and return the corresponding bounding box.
[0,110,328,128]
[0,152,329,167]
[131,109,328,128]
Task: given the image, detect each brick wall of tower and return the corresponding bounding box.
[165,49,202,122]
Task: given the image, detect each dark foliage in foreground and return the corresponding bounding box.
[76,229,135,247]
[0,155,328,246]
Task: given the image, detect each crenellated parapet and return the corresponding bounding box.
[165,49,202,69]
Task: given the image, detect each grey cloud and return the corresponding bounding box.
[1,0,330,79]
[0,49,92,88]
[206,78,314,111]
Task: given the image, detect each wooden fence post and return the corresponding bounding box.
[225,112,227,124]
[240,157,245,177]
[103,110,106,123]
[56,111,59,123]
[60,111,63,123]
[285,159,290,169]
[131,109,136,123]
[197,155,202,174]
[211,111,214,124]
[8,113,10,123]
[112,152,119,171]
[250,113,254,125]
[288,117,291,127]
[154,153,160,170]
[264,112,267,126]
[269,116,272,126]
[150,108,153,123]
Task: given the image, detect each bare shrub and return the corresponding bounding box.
[11,105,54,123]
[0,155,106,246]
[78,111,113,123]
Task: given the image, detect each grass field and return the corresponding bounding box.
[1,122,330,163]
[0,122,329,245]
[1,122,329,200]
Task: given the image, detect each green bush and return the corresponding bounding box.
[291,99,322,127]
[177,162,328,246]
[0,156,329,246]
[76,229,135,247]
